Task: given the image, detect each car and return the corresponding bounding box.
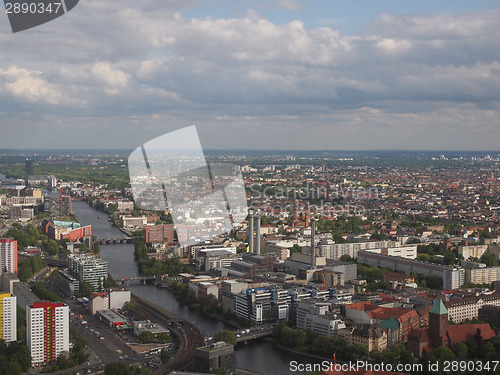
[100,336,105,340]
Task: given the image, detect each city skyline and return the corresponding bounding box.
[1,1,500,150]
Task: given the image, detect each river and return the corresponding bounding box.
[71,201,312,375]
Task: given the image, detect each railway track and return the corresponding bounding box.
[133,298,204,373]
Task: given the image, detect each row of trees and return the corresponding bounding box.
[272,323,369,362]
[18,255,46,282]
[5,223,59,256]
[316,216,367,237]
[104,362,150,375]
[31,283,64,302]
[136,330,171,344]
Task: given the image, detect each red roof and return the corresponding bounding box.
[32,302,64,308]
[447,324,495,343]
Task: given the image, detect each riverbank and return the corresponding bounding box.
[264,337,336,363]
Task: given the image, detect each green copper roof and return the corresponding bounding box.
[380,317,400,331]
[430,299,448,315]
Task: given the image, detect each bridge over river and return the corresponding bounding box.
[97,237,133,244]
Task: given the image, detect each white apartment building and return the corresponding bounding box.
[466,267,500,285]
[357,251,465,290]
[27,302,69,364]
[318,240,412,260]
[0,293,16,342]
[0,239,17,276]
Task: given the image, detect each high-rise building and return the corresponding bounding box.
[27,302,69,365]
[0,293,17,342]
[25,158,34,184]
[0,239,18,276]
[60,195,72,215]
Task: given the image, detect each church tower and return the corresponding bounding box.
[429,299,448,348]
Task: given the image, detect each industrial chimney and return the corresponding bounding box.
[248,210,254,254]
[255,213,261,255]
[310,218,316,266]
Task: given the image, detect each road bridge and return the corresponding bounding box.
[235,328,274,343]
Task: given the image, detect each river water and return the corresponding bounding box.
[72,201,312,375]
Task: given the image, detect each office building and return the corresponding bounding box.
[296,300,346,337]
[121,215,148,229]
[0,238,18,276]
[234,286,290,323]
[27,302,69,364]
[68,254,109,291]
[0,293,17,342]
[194,342,236,373]
[55,270,79,297]
[357,251,465,290]
[25,158,34,181]
[145,224,176,243]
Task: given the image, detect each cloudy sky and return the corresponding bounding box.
[0,0,499,151]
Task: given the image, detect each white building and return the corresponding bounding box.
[319,240,409,260]
[0,239,17,276]
[68,254,109,290]
[357,251,465,290]
[296,300,346,337]
[27,302,69,365]
[121,215,148,229]
[109,290,131,309]
[444,293,500,323]
[0,293,16,342]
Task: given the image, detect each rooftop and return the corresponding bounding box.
[430,299,448,315]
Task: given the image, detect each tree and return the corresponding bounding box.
[346,344,368,361]
[481,253,498,267]
[137,331,155,343]
[105,362,134,375]
[160,348,170,364]
[453,343,468,358]
[56,351,73,370]
[214,330,237,346]
[433,346,455,361]
[78,281,94,298]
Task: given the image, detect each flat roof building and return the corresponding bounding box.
[194,342,235,373]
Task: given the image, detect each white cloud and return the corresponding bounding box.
[0,3,499,149]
